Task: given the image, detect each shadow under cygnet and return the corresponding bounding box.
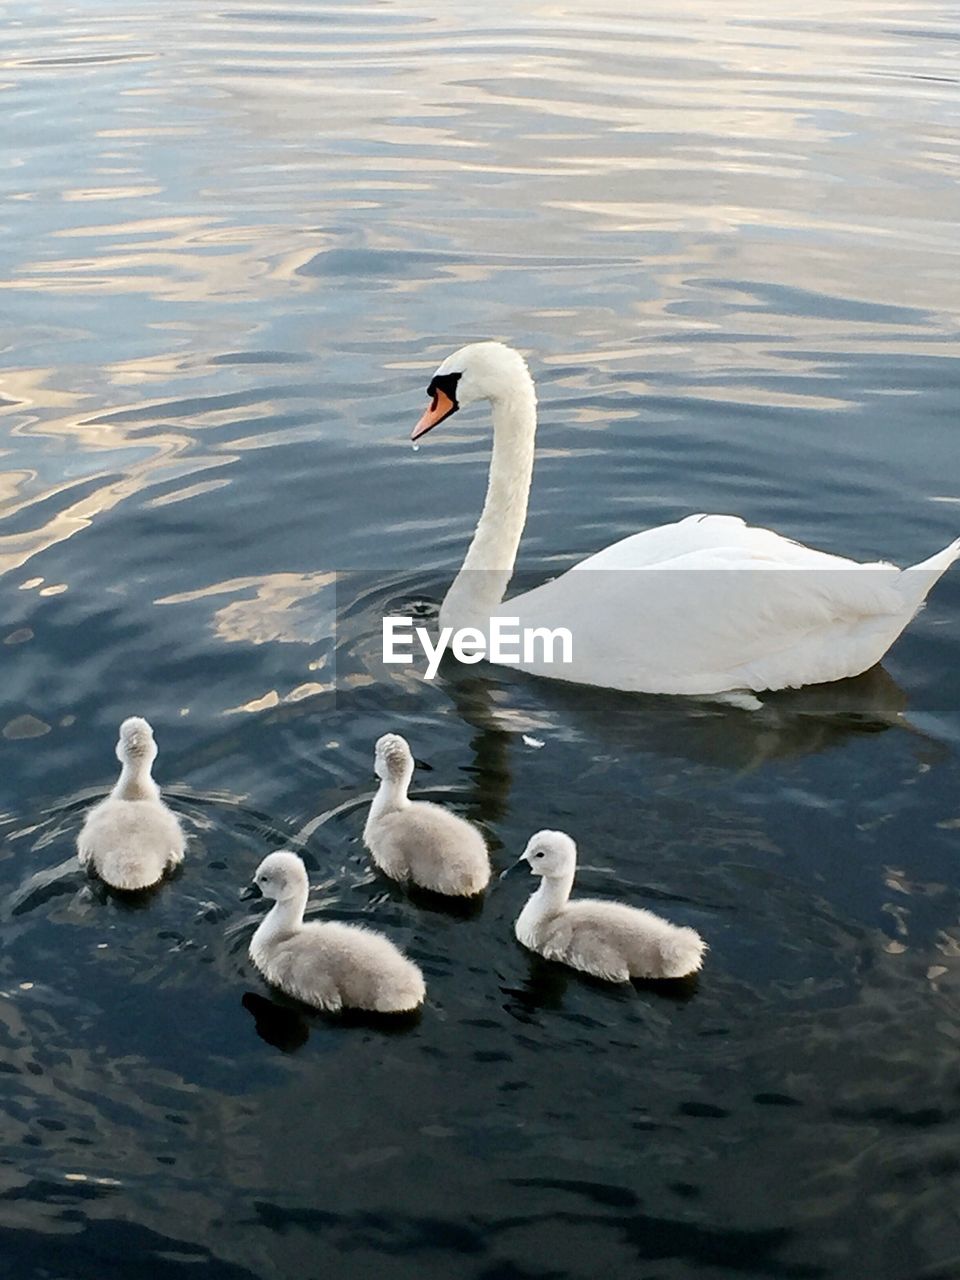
[241,991,311,1052]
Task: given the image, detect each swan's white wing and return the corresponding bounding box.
[501,516,925,694]
[569,514,878,573]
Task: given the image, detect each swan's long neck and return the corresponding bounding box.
[253,884,308,949]
[523,869,575,925]
[366,774,411,827]
[440,380,537,631]
[113,759,160,802]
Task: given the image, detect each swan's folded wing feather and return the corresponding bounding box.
[266,935,343,1011]
[570,514,891,575]
[650,546,904,628]
[509,531,907,693]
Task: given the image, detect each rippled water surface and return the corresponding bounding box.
[2,1,960,1276]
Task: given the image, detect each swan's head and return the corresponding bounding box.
[374,732,414,785]
[250,851,308,902]
[518,829,578,880]
[411,341,533,441]
[116,717,157,768]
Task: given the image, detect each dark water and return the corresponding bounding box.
[2,1,960,1276]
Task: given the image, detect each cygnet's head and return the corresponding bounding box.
[411,341,533,441]
[519,830,578,879]
[116,717,157,768]
[251,851,308,902]
[374,732,414,785]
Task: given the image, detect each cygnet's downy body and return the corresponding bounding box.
[507,831,705,981]
[363,733,490,897]
[246,851,426,1014]
[76,717,185,891]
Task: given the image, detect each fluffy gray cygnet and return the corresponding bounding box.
[506,831,705,981]
[76,717,185,891]
[246,851,426,1013]
[363,733,490,897]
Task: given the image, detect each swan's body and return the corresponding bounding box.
[76,717,185,891]
[412,342,959,694]
[247,851,425,1013]
[507,831,705,981]
[363,733,490,897]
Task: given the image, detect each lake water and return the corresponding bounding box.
[2,1,959,1276]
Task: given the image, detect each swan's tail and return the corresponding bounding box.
[661,927,707,979]
[376,961,426,1013]
[898,537,960,617]
[99,849,163,892]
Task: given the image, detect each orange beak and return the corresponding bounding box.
[411,387,456,441]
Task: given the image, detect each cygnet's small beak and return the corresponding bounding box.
[499,856,527,881]
[240,882,262,901]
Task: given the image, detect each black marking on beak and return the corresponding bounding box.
[240,882,262,901]
[427,371,462,410]
[499,857,526,881]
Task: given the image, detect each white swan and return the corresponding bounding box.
[504,830,705,981]
[76,717,185,891]
[363,733,490,897]
[245,851,425,1013]
[412,341,959,694]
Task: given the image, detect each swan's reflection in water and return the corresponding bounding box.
[501,952,700,1022]
[3,857,177,932]
[240,989,422,1052]
[442,660,923,785]
[402,881,486,920]
[241,991,310,1052]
